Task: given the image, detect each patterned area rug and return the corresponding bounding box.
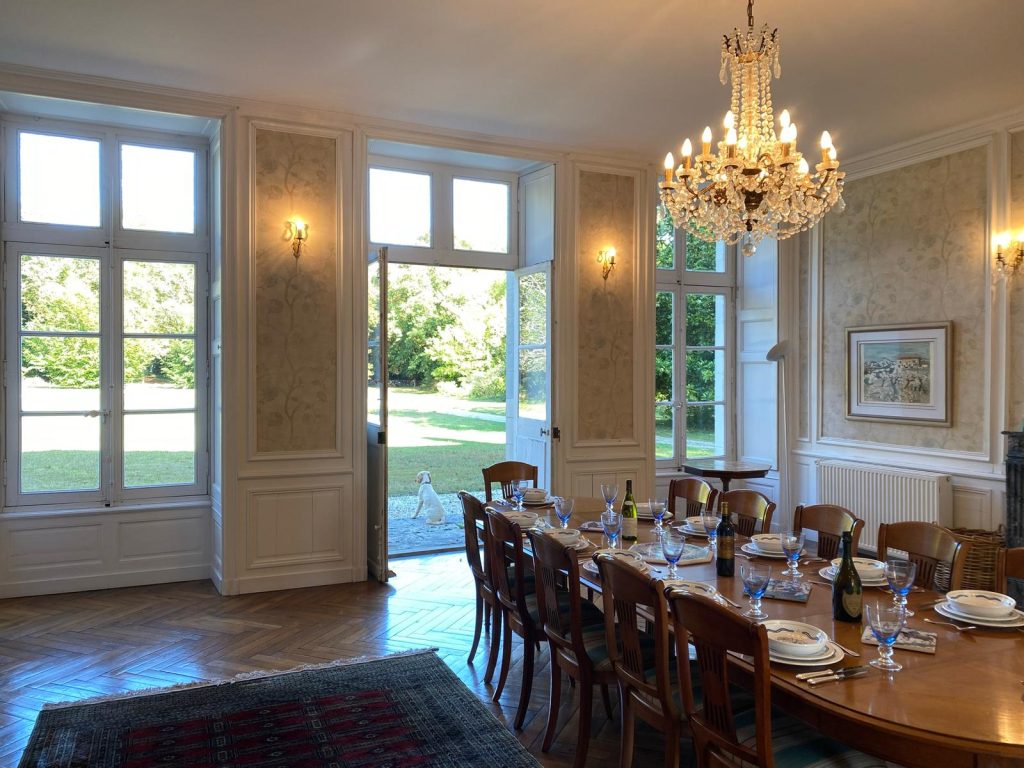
[19,650,539,767]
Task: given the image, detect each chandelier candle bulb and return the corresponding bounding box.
[664,152,674,182]
[702,126,712,155]
[682,139,693,169]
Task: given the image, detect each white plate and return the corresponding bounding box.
[761,620,829,657]
[740,543,789,560]
[501,511,539,527]
[945,589,1017,618]
[674,524,709,538]
[522,498,554,507]
[751,534,785,554]
[830,557,885,581]
[936,601,1024,627]
[818,566,888,587]
[584,549,650,575]
[664,580,717,597]
[769,642,844,667]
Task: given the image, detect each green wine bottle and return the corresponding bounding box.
[832,530,863,622]
[716,502,735,577]
[621,480,638,541]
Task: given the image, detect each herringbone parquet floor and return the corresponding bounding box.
[0,552,667,767]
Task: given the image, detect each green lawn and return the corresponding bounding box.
[22,451,195,491]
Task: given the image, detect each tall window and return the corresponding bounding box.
[4,120,208,507]
[655,205,733,468]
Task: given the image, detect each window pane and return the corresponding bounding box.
[519,272,546,345]
[20,255,100,332]
[123,261,195,334]
[685,233,726,272]
[655,291,674,346]
[21,415,100,492]
[369,168,431,246]
[121,144,196,233]
[686,293,725,347]
[686,350,726,403]
[656,204,675,270]
[19,132,101,227]
[124,339,196,410]
[124,412,196,487]
[655,404,674,460]
[686,404,725,458]
[22,337,100,410]
[518,348,547,420]
[655,349,673,404]
[454,178,509,253]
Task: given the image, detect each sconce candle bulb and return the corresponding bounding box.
[288,218,309,259]
[597,247,617,280]
[994,231,1024,278]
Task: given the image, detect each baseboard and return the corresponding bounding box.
[0,564,212,599]
[234,566,359,594]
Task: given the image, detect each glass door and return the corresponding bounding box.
[366,247,389,582]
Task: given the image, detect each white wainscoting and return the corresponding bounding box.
[0,502,211,598]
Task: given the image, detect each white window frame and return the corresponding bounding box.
[655,212,735,470]
[367,155,519,271]
[2,116,209,509]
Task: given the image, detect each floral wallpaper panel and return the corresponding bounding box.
[1010,131,1024,432]
[577,171,635,441]
[820,146,987,452]
[253,128,338,453]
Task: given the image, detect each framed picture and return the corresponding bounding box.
[846,322,952,426]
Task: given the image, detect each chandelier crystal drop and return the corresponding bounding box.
[659,0,845,256]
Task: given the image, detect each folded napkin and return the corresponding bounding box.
[860,626,937,654]
[762,578,812,603]
[578,520,604,532]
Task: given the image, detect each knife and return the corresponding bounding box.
[795,665,866,681]
[808,668,869,685]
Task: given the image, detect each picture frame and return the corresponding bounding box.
[846,322,952,426]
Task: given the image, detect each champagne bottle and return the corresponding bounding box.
[621,480,638,541]
[716,502,735,577]
[832,530,863,622]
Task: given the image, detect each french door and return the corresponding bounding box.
[366,247,389,582]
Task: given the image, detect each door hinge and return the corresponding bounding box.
[377,431,386,445]
[551,426,561,440]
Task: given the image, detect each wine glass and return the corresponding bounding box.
[511,480,529,511]
[601,510,622,549]
[555,496,575,529]
[650,498,668,532]
[781,531,805,580]
[865,601,906,672]
[740,563,771,619]
[702,512,720,550]
[600,483,619,513]
[661,528,686,578]
[885,558,917,617]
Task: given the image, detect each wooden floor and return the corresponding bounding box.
[0,552,669,767]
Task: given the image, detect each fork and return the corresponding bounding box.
[923,618,977,632]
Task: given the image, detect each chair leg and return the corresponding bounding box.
[620,687,635,768]
[484,603,502,683]
[542,652,561,752]
[573,679,594,768]
[468,591,484,664]
[514,636,535,730]
[600,682,614,719]
[664,726,679,768]
[484,601,492,632]
[492,616,513,702]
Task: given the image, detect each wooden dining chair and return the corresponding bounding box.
[482,460,538,502]
[458,491,501,680]
[526,530,614,768]
[484,508,545,730]
[996,547,1024,597]
[717,489,775,537]
[876,521,967,592]
[595,553,685,768]
[667,477,718,519]
[668,591,883,768]
[793,504,865,561]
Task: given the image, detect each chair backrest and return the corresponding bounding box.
[483,509,533,624]
[996,547,1024,597]
[668,592,773,767]
[717,489,775,537]
[481,461,538,502]
[876,521,966,592]
[793,504,864,561]
[458,491,488,586]
[668,478,719,518]
[526,529,589,663]
[594,554,677,721]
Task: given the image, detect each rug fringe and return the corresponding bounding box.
[40,647,440,711]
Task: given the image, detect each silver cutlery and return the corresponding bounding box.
[716,593,744,609]
[808,668,869,685]
[795,665,866,681]
[829,639,860,657]
[923,618,977,632]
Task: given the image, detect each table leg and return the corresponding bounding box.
[720,478,731,493]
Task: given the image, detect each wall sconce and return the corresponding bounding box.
[287,218,309,259]
[995,231,1023,277]
[597,247,617,280]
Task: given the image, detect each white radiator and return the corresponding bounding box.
[816,460,953,551]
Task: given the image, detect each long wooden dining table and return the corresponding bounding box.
[493,496,1024,768]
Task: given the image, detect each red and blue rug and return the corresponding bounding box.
[19,650,539,767]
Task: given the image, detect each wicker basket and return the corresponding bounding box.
[947,526,1006,591]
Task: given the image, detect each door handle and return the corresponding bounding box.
[540,428,550,437]
[84,410,110,418]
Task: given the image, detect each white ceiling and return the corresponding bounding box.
[0,0,1021,161]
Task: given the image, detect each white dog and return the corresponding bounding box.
[413,470,445,524]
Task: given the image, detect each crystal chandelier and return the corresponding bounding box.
[659,0,845,256]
